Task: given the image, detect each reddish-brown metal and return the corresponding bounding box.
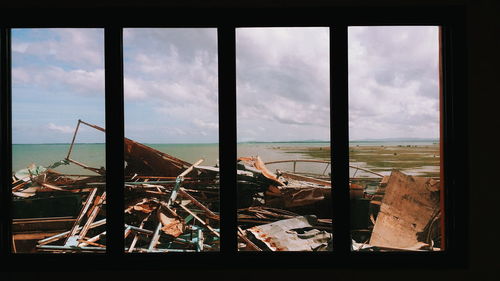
[124,138,193,177]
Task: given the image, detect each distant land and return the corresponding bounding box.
[238,140,329,144]
[239,138,438,144]
[349,137,439,142]
[13,138,439,145]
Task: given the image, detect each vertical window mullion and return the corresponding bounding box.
[105,26,125,255]
[331,25,350,254]
[0,27,12,256]
[218,26,237,254]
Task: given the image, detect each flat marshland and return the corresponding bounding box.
[278,143,440,177]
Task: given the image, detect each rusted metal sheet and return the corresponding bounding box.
[246,215,332,251]
[278,186,330,208]
[124,138,193,177]
[282,187,326,208]
[369,170,440,250]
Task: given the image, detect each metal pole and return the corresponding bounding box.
[66,119,81,159]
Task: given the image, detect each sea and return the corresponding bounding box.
[12,140,437,176]
[12,142,330,175]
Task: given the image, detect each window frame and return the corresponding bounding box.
[0,6,467,271]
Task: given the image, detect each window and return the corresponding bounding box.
[0,6,467,269]
[11,28,106,253]
[349,26,443,251]
[123,28,220,252]
[236,27,331,251]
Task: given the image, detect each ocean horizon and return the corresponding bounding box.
[12,140,438,175]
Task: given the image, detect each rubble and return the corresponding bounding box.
[11,119,442,253]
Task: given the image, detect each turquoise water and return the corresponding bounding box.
[13,143,106,175]
[12,142,330,175]
[12,141,439,176]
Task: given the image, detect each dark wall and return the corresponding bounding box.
[2,0,499,280]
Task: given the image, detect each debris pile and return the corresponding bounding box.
[235,156,333,251]
[11,120,442,253]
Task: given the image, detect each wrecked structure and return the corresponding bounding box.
[12,120,442,253]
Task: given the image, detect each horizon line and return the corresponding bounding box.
[12,138,439,145]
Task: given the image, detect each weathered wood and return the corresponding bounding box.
[78,231,106,247]
[147,222,162,251]
[178,204,220,237]
[280,172,331,187]
[38,219,106,245]
[77,239,106,248]
[125,224,154,235]
[380,175,390,186]
[77,191,106,243]
[127,216,150,253]
[237,227,262,251]
[369,170,440,249]
[66,158,105,175]
[179,187,219,220]
[36,245,106,252]
[65,188,98,244]
[13,232,64,241]
[179,159,204,178]
[66,119,82,159]
[196,229,204,252]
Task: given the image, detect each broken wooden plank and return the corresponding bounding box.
[38,219,106,245]
[76,191,106,243]
[147,222,163,252]
[369,170,440,250]
[179,187,219,220]
[65,188,98,244]
[178,204,220,238]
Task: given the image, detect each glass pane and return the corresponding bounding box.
[12,28,106,253]
[236,27,331,251]
[349,26,443,251]
[123,28,219,253]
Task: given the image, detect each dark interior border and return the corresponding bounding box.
[0,6,467,272]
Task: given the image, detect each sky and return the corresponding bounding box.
[123,28,218,143]
[236,27,330,142]
[12,28,106,144]
[11,26,439,144]
[348,26,440,140]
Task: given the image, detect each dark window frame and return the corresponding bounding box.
[0,6,467,271]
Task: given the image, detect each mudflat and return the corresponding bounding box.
[278,144,440,177]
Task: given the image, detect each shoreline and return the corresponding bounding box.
[275,144,440,177]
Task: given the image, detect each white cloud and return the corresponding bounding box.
[12,66,104,96]
[124,78,148,99]
[193,119,218,130]
[12,29,105,98]
[123,29,219,143]
[12,29,104,68]
[236,27,330,141]
[47,123,74,134]
[348,26,440,140]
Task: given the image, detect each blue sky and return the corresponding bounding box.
[12,29,105,144]
[12,27,439,144]
[123,28,219,144]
